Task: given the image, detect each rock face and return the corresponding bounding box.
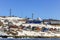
[0,21,3,26]
[9,25,18,28]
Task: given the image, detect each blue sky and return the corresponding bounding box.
[0,0,60,19]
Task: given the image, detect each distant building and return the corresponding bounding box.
[43,19,60,25]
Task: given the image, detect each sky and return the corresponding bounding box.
[0,0,60,19]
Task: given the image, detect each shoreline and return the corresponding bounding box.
[0,36,60,38]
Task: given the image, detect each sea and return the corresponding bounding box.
[0,38,60,40]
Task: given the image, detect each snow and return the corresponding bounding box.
[0,16,60,37]
[0,31,8,36]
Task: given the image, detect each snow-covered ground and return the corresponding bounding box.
[0,16,60,37]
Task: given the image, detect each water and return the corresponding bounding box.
[0,38,60,40]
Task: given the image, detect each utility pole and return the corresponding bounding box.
[10,8,12,17]
[32,13,34,19]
